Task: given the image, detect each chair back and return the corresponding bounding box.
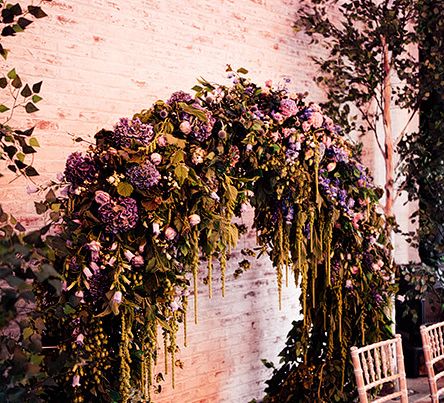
[350,334,408,403]
[420,320,444,403]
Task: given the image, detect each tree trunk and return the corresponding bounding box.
[381,35,394,220]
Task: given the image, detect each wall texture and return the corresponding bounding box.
[0,1,317,401]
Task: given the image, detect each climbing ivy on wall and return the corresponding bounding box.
[35,68,395,402]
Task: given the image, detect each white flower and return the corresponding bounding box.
[72,375,81,387]
[210,192,220,202]
[26,184,39,194]
[240,203,250,213]
[124,250,135,262]
[397,294,406,303]
[152,222,160,235]
[188,214,201,226]
[113,291,122,304]
[76,334,84,345]
[150,153,162,165]
[83,267,93,278]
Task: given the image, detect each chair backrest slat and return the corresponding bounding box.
[350,334,408,403]
[421,320,444,403]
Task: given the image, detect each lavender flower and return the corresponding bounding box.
[110,118,155,148]
[98,197,139,233]
[126,161,161,192]
[64,152,97,187]
[166,91,193,105]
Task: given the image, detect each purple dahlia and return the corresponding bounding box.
[126,161,161,192]
[64,152,97,187]
[98,197,138,234]
[110,118,154,148]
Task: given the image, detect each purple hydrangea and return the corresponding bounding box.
[279,98,298,117]
[110,118,155,148]
[98,197,138,233]
[64,152,97,187]
[126,161,161,192]
[167,91,193,105]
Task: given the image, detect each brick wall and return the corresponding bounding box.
[0,1,319,401]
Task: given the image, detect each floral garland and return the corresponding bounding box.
[37,68,395,402]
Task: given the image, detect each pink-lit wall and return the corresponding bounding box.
[0,1,322,401]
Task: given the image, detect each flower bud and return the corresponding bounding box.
[188,214,201,226]
[164,226,177,240]
[95,190,111,206]
[150,153,162,165]
[179,121,192,135]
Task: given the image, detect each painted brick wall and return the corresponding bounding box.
[0,1,319,401]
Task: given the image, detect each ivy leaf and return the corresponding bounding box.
[11,75,22,88]
[34,202,47,214]
[32,94,42,103]
[7,68,16,79]
[32,81,42,93]
[25,102,38,113]
[29,137,39,147]
[28,6,47,19]
[0,45,9,59]
[116,182,133,197]
[17,17,32,29]
[24,166,39,176]
[237,67,249,74]
[21,84,32,97]
[174,164,189,186]
[1,25,15,36]
[0,104,10,113]
[10,3,23,17]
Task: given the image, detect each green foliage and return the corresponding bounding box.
[0,2,52,401]
[294,0,418,137]
[38,69,395,402]
[398,0,444,269]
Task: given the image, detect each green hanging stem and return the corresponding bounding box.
[164,333,168,376]
[183,296,188,347]
[192,229,199,324]
[208,257,213,299]
[221,251,227,297]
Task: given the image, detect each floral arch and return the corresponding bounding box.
[38,68,395,402]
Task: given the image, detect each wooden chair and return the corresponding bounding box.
[420,320,444,402]
[350,334,409,402]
